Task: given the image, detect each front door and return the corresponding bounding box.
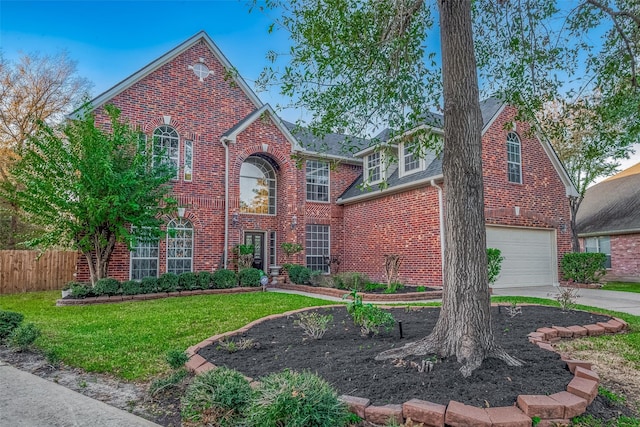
[244,232,265,271]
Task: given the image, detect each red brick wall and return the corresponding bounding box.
[581,234,640,283]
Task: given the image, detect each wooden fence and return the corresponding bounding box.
[0,250,77,294]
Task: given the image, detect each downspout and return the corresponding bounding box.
[430,180,445,282]
[221,137,231,269]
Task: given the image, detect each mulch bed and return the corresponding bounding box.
[199,306,612,409]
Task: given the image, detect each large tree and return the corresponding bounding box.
[2,105,176,285]
[0,52,91,248]
[255,0,639,376]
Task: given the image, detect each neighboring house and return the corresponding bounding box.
[76,31,577,288]
[576,163,640,283]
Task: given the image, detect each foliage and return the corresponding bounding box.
[344,289,395,336]
[0,310,24,341]
[216,338,257,353]
[487,248,505,286]
[197,271,214,289]
[149,368,189,397]
[165,349,189,370]
[383,282,404,294]
[7,322,40,351]
[235,244,255,270]
[157,273,177,292]
[601,282,640,293]
[552,287,580,312]
[1,103,176,284]
[383,254,401,289]
[93,278,120,296]
[287,264,312,285]
[69,282,92,299]
[561,252,607,284]
[333,272,369,291]
[416,285,426,292]
[120,280,141,296]
[281,242,304,257]
[213,269,238,289]
[504,302,522,318]
[245,370,349,427]
[294,311,333,339]
[239,268,262,287]
[178,272,199,290]
[181,367,253,423]
[140,276,159,294]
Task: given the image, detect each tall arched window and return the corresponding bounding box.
[167,218,193,274]
[507,132,522,184]
[239,155,276,215]
[153,125,179,179]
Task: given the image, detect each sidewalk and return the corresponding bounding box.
[0,361,160,427]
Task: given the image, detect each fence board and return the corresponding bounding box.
[0,251,77,294]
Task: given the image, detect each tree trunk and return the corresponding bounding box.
[569,196,582,252]
[85,229,117,285]
[376,0,522,377]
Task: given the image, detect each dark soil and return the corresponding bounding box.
[199,306,626,411]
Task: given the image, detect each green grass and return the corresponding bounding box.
[0,291,333,380]
[602,282,640,294]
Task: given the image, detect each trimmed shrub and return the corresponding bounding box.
[178,272,199,290]
[69,282,92,299]
[140,276,159,294]
[165,349,189,370]
[333,272,369,291]
[121,280,142,296]
[8,322,40,351]
[181,367,252,423]
[487,248,505,286]
[197,271,214,289]
[288,264,312,285]
[246,370,348,427]
[239,268,262,287]
[0,310,24,342]
[561,252,607,284]
[213,269,237,289]
[158,273,178,292]
[93,278,121,296]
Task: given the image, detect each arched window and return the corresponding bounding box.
[507,132,522,184]
[153,125,179,179]
[167,218,193,274]
[239,155,276,215]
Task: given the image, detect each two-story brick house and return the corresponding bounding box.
[77,31,577,288]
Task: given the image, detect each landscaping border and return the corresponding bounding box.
[274,282,443,302]
[184,305,629,427]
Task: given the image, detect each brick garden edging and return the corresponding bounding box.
[55,287,262,306]
[275,282,443,302]
[184,306,629,427]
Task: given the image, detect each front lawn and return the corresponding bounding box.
[602,282,640,294]
[0,291,333,380]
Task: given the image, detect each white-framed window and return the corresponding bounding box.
[269,231,277,267]
[184,140,193,181]
[130,230,159,280]
[153,125,180,179]
[365,152,382,184]
[240,155,277,215]
[306,160,329,202]
[399,140,423,177]
[306,224,330,273]
[167,218,193,274]
[507,132,522,184]
[585,236,611,269]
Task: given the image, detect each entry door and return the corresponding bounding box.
[244,232,265,271]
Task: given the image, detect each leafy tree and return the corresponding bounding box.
[2,104,176,285]
[253,0,639,376]
[0,52,91,249]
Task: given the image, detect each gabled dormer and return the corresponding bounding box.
[355,144,397,186]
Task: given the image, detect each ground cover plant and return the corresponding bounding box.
[602,282,640,294]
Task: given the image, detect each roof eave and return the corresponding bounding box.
[578,228,640,238]
[337,174,444,205]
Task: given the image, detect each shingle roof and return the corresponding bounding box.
[576,163,640,236]
[282,121,366,159]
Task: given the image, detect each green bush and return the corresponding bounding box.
[149,368,189,396]
[121,280,142,296]
[487,248,505,286]
[345,290,395,336]
[213,269,237,289]
[239,268,262,287]
[158,273,179,292]
[178,272,199,290]
[246,370,348,427]
[165,349,189,370]
[69,282,92,299]
[140,276,159,294]
[561,252,607,284]
[181,367,252,423]
[8,322,40,351]
[93,278,121,296]
[288,264,312,285]
[197,271,214,289]
[0,310,24,342]
[333,272,369,291]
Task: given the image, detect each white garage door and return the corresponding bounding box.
[486,226,557,288]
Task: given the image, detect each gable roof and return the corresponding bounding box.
[576,163,640,236]
[283,121,366,163]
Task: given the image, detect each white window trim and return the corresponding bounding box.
[364,151,387,185]
[184,140,193,182]
[129,228,159,280]
[305,224,331,274]
[305,160,330,203]
[507,132,522,184]
[398,140,425,178]
[153,125,180,181]
[239,156,278,216]
[166,218,194,274]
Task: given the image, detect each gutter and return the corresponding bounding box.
[430,180,445,280]
[221,136,231,269]
[577,228,640,238]
[337,174,444,205]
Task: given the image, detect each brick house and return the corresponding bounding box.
[77,31,577,288]
[576,163,640,282]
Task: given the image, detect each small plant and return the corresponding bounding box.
[149,368,189,396]
[165,349,189,370]
[531,416,541,426]
[334,272,369,291]
[235,244,255,270]
[216,338,256,353]
[239,267,262,287]
[287,264,312,285]
[197,271,214,289]
[552,287,579,312]
[416,285,426,292]
[383,282,404,294]
[0,310,24,342]
[213,268,238,289]
[505,302,522,317]
[598,386,626,404]
[159,272,179,292]
[8,322,40,351]
[561,252,607,284]
[45,349,62,368]
[294,311,333,339]
[121,280,142,295]
[487,248,504,286]
[281,242,304,257]
[344,290,395,336]
[245,370,348,427]
[93,277,121,296]
[178,272,199,290]
[140,276,159,293]
[181,367,252,423]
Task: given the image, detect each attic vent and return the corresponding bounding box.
[188,62,211,82]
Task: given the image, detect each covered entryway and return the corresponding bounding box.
[486,226,557,288]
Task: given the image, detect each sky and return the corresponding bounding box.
[1,0,639,176]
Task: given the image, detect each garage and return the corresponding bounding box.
[486,226,557,288]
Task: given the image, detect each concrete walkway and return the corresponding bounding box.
[0,361,160,427]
